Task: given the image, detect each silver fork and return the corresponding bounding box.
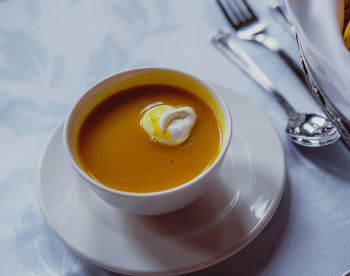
[216,0,307,87]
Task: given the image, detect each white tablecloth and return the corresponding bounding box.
[1,0,350,275]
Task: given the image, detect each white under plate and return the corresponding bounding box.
[37,84,286,275]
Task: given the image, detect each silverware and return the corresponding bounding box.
[340,269,350,276]
[211,29,340,147]
[216,0,308,88]
[268,1,295,36]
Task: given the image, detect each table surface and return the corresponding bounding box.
[1,0,350,275]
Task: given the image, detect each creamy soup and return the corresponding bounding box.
[76,84,221,193]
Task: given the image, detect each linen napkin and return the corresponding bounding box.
[286,0,350,119]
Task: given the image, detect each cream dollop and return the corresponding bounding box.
[141,104,197,146]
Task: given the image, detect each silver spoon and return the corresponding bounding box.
[211,29,340,147]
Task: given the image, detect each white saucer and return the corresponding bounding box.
[37,84,285,275]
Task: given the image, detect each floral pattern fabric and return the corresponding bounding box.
[1,0,350,275]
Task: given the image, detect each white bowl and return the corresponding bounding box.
[63,68,232,215]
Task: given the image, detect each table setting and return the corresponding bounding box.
[1,0,350,275]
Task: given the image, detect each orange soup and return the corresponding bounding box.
[76,85,221,193]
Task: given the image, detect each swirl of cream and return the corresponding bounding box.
[141,105,197,146]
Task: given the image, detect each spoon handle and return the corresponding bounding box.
[211,29,298,119]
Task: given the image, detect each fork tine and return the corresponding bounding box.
[228,0,247,23]
[217,0,257,30]
[231,0,257,27]
[239,0,257,22]
[216,0,240,29]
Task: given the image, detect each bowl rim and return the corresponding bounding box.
[63,67,232,198]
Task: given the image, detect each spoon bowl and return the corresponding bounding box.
[286,113,340,147]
